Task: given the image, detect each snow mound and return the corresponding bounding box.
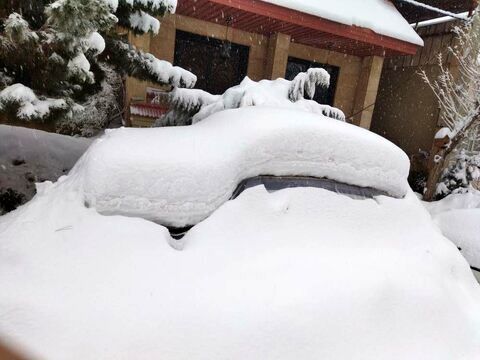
[263,0,424,46]
[0,183,479,359]
[425,191,480,268]
[73,107,410,227]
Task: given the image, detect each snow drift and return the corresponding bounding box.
[0,182,479,359]
[425,191,480,269]
[74,107,410,227]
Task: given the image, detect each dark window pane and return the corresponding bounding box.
[174,30,249,95]
[285,57,339,106]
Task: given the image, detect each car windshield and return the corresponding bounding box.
[231,176,388,200]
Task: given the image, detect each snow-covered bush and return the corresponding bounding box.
[436,150,480,198]
[155,68,345,127]
[0,0,195,128]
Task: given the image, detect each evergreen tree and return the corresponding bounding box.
[0,0,196,130]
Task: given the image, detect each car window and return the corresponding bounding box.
[231,176,388,200]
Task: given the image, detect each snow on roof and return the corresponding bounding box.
[73,107,410,227]
[262,0,424,46]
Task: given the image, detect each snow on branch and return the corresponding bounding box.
[288,68,330,102]
[169,88,220,112]
[105,38,196,88]
[128,10,161,34]
[420,9,480,141]
[4,13,39,43]
[46,0,118,38]
[121,0,177,13]
[156,69,344,126]
[0,84,68,121]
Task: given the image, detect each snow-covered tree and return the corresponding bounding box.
[436,150,480,196]
[155,68,345,127]
[420,5,480,200]
[0,0,196,132]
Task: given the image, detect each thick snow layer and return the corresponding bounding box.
[191,74,345,123]
[0,181,479,359]
[74,107,410,227]
[425,191,480,269]
[129,10,161,34]
[263,0,424,46]
[86,31,106,55]
[435,126,452,139]
[0,84,67,120]
[0,125,91,212]
[144,53,196,88]
[68,53,91,73]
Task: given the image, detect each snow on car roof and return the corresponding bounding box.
[73,106,410,227]
[262,0,424,46]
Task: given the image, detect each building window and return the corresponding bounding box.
[286,57,339,106]
[174,30,250,95]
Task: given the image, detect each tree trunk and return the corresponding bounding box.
[424,142,447,201]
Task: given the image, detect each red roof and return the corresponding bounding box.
[176,0,420,56]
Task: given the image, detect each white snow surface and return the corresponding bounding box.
[425,191,480,268]
[144,53,197,88]
[74,107,410,227]
[192,75,345,123]
[435,126,452,139]
[129,10,161,34]
[0,84,67,120]
[0,179,480,359]
[263,0,424,46]
[86,31,106,55]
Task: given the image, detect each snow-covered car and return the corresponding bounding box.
[1,107,480,359]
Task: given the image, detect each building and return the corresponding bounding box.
[126,0,424,128]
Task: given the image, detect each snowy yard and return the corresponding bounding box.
[1,0,480,359]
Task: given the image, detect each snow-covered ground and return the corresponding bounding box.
[1,182,480,359]
[424,191,480,279]
[0,125,91,214]
[77,107,409,227]
[0,107,479,359]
